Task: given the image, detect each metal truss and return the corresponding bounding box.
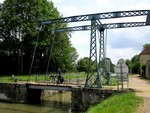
[84,19,102,88]
[55,21,150,87]
[103,22,146,29]
[146,14,150,25]
[99,30,105,75]
[55,25,91,32]
[41,10,150,25]
[55,22,147,32]
[40,9,150,88]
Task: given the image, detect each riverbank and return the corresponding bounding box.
[87,92,142,113]
[87,75,150,113]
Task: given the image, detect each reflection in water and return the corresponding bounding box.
[0,91,76,113]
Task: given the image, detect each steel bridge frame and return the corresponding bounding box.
[55,22,147,32]
[38,10,150,88]
[41,10,150,24]
[84,19,102,87]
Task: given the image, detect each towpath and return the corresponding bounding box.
[129,75,150,113]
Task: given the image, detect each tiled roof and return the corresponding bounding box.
[140,46,150,55]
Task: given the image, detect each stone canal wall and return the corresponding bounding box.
[0,83,27,102]
[0,82,117,112]
[0,83,59,103]
[71,88,116,111]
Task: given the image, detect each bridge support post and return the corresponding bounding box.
[99,30,107,80]
[85,19,102,88]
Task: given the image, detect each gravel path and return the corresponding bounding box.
[129,75,150,113]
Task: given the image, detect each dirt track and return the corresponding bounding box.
[129,75,150,113]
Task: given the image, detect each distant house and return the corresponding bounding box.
[140,46,150,79]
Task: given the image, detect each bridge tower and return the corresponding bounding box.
[84,19,102,87]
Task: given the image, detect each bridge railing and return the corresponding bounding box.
[27,73,86,86]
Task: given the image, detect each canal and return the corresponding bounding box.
[0,91,76,113]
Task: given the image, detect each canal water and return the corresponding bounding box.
[0,91,76,113]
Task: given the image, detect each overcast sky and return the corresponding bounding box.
[1,0,150,64]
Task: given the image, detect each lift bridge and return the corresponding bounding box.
[31,10,150,88]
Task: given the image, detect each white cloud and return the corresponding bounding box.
[50,0,61,3]
[71,34,89,46]
[123,2,150,10]
[1,0,150,65]
[50,0,150,64]
[107,26,150,50]
[0,0,4,3]
[60,6,80,17]
[70,32,90,58]
[107,46,141,64]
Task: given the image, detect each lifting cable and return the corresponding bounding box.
[27,26,42,82]
[45,30,55,81]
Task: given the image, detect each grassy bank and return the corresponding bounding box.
[87,92,143,113]
[0,73,86,83]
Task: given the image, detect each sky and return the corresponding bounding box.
[1,0,150,64]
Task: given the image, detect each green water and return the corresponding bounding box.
[0,92,73,113]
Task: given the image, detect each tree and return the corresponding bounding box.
[143,43,150,49]
[0,0,78,75]
[125,55,140,74]
[132,61,140,74]
[77,57,89,72]
[77,57,96,72]
[125,59,132,73]
[109,59,115,73]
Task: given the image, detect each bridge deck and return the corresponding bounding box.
[0,82,84,91]
[27,82,84,91]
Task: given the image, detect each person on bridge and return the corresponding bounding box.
[57,68,64,84]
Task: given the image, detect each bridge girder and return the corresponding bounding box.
[55,22,148,32]
[41,10,150,25]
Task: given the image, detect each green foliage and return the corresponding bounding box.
[143,43,150,49]
[131,55,140,74]
[100,58,115,73]
[87,92,143,113]
[0,72,86,82]
[132,61,140,73]
[125,59,132,72]
[125,55,140,74]
[77,57,91,72]
[125,43,150,74]
[77,57,115,74]
[0,0,78,75]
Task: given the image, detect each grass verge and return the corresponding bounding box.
[0,72,87,83]
[87,92,143,113]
